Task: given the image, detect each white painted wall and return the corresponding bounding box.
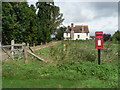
[64,33,70,40]
[74,33,90,40]
[64,33,90,40]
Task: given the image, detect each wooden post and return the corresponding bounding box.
[63,44,67,51]
[22,42,25,51]
[41,42,42,45]
[27,43,29,47]
[33,43,35,47]
[23,44,28,64]
[0,42,1,62]
[11,40,14,59]
[0,42,1,49]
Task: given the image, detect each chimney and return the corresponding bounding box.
[71,23,74,27]
[82,24,84,33]
[68,26,70,29]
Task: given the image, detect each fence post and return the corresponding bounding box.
[22,42,25,51]
[63,44,67,51]
[41,42,42,45]
[11,40,14,59]
[27,43,29,47]
[23,43,28,64]
[0,42,1,61]
[33,43,35,47]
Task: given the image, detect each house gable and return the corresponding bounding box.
[64,23,90,40]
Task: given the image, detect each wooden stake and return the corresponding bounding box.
[11,40,14,59]
[63,44,67,51]
[23,44,28,64]
[11,40,14,55]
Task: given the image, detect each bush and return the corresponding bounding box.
[111,30,120,42]
[48,40,96,64]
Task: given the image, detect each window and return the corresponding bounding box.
[80,28,82,31]
[78,35,80,38]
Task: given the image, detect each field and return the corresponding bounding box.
[2,40,118,88]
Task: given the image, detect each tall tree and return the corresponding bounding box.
[2,1,64,45]
[2,2,18,44]
[2,2,38,45]
[36,1,64,43]
[0,2,2,42]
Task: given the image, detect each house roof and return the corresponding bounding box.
[65,25,89,33]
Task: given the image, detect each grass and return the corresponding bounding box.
[35,40,118,64]
[2,40,118,88]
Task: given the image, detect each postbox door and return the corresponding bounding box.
[96,39,103,49]
[98,40,101,46]
[95,31,104,49]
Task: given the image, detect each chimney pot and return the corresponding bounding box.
[71,23,74,27]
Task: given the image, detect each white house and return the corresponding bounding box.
[64,23,90,40]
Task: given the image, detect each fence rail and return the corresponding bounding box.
[1,40,46,63]
[1,44,25,48]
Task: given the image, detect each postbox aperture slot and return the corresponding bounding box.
[96,34,103,36]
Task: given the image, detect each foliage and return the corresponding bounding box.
[0,2,1,42]
[35,40,118,64]
[56,26,67,40]
[103,33,111,42]
[111,30,120,42]
[36,2,64,44]
[2,2,64,45]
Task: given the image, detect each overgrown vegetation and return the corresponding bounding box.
[111,30,120,42]
[35,40,118,64]
[2,40,118,88]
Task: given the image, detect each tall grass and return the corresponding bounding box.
[35,40,118,65]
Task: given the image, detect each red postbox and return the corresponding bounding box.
[95,31,104,49]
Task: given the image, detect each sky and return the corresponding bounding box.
[27,0,118,36]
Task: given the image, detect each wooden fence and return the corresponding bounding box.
[1,40,46,64]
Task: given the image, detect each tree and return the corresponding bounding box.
[2,2,18,44]
[111,30,120,42]
[56,26,66,40]
[2,2,38,45]
[103,33,111,42]
[2,1,64,45]
[0,2,2,42]
[36,1,64,44]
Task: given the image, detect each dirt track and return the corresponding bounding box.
[31,41,61,51]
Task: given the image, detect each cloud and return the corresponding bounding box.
[27,1,118,35]
[54,2,118,35]
[92,2,118,19]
